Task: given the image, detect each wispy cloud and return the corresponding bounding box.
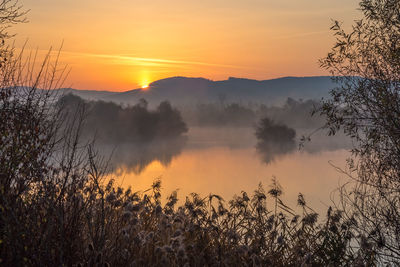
[61,51,242,69]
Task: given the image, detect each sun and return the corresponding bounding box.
[141,84,149,89]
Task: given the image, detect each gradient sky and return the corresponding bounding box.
[13,0,360,91]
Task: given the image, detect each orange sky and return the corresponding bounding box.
[13,0,360,91]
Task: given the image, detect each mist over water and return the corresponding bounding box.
[98,125,351,213]
[99,126,351,175]
[59,94,352,210]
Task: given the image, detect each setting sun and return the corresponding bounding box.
[141,84,149,89]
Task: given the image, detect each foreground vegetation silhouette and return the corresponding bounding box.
[1,0,400,266]
[315,0,400,262]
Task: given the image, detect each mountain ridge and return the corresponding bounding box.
[62,76,336,106]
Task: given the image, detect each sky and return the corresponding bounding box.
[13,0,360,91]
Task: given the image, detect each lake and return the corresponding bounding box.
[105,127,351,213]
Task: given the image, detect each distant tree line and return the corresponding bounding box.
[195,102,256,126]
[258,97,324,129]
[58,94,188,143]
[183,97,324,129]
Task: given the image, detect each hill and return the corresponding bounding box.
[63,76,336,106]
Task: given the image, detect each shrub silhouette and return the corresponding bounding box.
[255,117,296,163]
[317,0,400,263]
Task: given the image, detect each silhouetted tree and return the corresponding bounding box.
[255,117,296,163]
[59,95,188,143]
[156,101,188,137]
[319,0,400,263]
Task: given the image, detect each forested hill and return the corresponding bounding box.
[59,76,336,106]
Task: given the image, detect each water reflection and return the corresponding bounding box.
[256,140,296,164]
[255,129,351,164]
[96,127,351,175]
[111,147,350,213]
[98,136,186,174]
[99,126,352,213]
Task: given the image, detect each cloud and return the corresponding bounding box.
[61,51,243,69]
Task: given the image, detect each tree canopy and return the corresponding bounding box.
[319,0,400,262]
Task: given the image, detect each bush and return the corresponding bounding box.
[255,118,296,163]
[318,0,400,263]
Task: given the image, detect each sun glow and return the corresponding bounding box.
[141,84,149,89]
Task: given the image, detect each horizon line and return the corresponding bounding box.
[61,75,333,93]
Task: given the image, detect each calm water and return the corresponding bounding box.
[107,127,350,212]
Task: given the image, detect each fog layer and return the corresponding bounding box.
[58,94,351,173]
